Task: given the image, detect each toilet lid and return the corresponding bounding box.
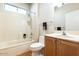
[30,43,42,48]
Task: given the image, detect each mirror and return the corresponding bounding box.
[54,3,79,34]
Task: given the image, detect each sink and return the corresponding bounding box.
[62,35,74,38]
[53,33,75,38]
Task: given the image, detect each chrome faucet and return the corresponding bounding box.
[62,27,66,35]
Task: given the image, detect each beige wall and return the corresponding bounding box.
[0,3,55,42]
[30,3,55,41]
[30,4,39,41]
[0,3,31,42]
[38,3,54,35]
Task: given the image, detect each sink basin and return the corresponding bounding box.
[53,33,75,38]
[62,35,74,38]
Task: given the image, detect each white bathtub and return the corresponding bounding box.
[0,39,35,49]
[0,39,35,55]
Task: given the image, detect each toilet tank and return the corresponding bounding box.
[39,36,45,47]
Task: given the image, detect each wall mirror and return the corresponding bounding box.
[54,3,79,34]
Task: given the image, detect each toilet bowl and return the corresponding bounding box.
[30,42,43,51]
[30,36,44,56]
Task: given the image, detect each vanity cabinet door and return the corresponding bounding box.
[57,39,79,56]
[44,36,57,56]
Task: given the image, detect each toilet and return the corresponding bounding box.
[30,36,44,56]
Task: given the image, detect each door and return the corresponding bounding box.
[44,36,57,56]
[57,39,79,56]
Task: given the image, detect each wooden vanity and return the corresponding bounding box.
[43,34,79,56]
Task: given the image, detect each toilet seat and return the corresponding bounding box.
[30,43,42,48]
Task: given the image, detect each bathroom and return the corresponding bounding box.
[0,3,54,56]
[0,2,79,56]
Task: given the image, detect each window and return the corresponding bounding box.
[18,8,26,15]
[5,4,17,12]
[5,4,27,15]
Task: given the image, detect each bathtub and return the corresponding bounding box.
[0,39,35,49]
[0,38,35,55]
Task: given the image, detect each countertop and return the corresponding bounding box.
[45,33,79,42]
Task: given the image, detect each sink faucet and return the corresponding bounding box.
[62,27,66,35]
